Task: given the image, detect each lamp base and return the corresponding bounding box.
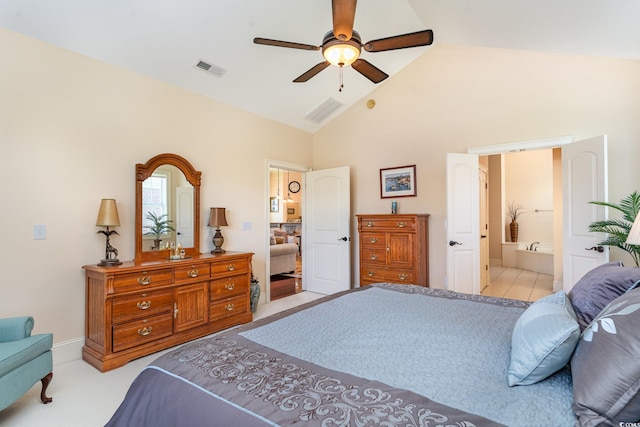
[98,259,122,266]
[211,228,225,254]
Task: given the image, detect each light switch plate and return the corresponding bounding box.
[34,224,46,240]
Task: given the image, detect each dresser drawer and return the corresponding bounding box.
[112,290,173,324]
[360,265,415,284]
[112,314,173,352]
[210,275,249,301]
[360,248,387,264]
[210,295,249,322]
[112,268,173,293]
[360,232,386,248]
[359,218,416,231]
[174,263,209,283]
[210,258,250,277]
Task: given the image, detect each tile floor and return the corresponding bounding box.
[482,266,554,301]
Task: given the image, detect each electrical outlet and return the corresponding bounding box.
[242,222,252,231]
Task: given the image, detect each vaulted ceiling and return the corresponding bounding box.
[2,1,639,133]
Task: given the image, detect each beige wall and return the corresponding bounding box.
[314,44,640,288]
[0,29,313,351]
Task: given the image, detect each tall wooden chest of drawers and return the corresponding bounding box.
[357,214,429,287]
[82,252,253,371]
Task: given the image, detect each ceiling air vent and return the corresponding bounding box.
[194,59,227,78]
[304,97,344,123]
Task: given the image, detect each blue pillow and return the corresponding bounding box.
[508,291,580,386]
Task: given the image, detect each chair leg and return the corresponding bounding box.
[40,372,53,404]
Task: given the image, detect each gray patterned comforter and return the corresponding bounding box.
[106,284,576,427]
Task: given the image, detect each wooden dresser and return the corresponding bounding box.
[357,214,429,287]
[82,251,253,372]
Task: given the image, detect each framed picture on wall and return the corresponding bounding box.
[270,197,279,212]
[380,165,417,198]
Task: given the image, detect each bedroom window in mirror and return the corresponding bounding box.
[142,172,170,231]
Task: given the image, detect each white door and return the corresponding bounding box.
[303,166,351,294]
[446,153,480,294]
[175,187,194,247]
[562,135,608,291]
[479,166,489,291]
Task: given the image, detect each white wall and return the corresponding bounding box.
[314,44,640,288]
[504,149,554,244]
[0,28,313,355]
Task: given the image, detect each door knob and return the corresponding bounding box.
[480,235,487,239]
[585,245,605,253]
[449,240,462,246]
[338,236,349,241]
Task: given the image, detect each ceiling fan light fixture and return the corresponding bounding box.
[322,30,361,67]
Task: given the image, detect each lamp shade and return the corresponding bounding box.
[627,212,640,245]
[208,207,228,227]
[96,199,121,227]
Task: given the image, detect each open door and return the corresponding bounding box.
[562,135,608,291]
[303,166,351,294]
[446,153,480,294]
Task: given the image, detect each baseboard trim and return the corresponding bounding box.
[52,337,84,366]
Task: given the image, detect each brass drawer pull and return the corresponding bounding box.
[225,283,235,291]
[397,222,406,228]
[226,264,236,271]
[369,237,378,243]
[398,274,408,280]
[137,275,151,285]
[188,269,199,278]
[369,254,378,260]
[136,301,151,310]
[367,270,376,277]
[366,222,374,227]
[225,303,235,311]
[137,326,152,336]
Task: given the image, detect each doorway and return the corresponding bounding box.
[448,134,608,296]
[483,149,557,296]
[268,166,304,301]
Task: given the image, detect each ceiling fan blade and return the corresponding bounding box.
[332,0,357,41]
[253,37,320,51]
[363,30,433,52]
[351,59,388,83]
[293,61,331,82]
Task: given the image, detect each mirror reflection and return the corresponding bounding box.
[142,165,194,251]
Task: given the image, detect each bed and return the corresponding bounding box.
[106,263,640,427]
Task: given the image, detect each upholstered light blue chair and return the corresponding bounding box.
[0,316,53,411]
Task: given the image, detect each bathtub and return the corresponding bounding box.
[515,243,553,275]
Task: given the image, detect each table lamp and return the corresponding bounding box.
[208,207,228,254]
[626,212,640,245]
[96,198,122,266]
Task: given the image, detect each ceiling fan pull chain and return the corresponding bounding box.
[339,65,344,92]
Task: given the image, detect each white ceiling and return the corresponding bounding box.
[2,1,639,133]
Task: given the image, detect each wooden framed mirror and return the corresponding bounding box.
[135,153,201,262]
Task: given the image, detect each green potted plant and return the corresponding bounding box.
[588,191,640,266]
[506,201,524,242]
[144,212,176,250]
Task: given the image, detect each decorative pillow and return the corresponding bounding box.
[274,236,285,244]
[568,261,640,330]
[269,235,276,245]
[507,291,580,386]
[571,287,640,426]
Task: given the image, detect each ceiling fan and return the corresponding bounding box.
[253,0,433,88]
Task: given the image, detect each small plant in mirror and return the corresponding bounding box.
[144,212,176,250]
